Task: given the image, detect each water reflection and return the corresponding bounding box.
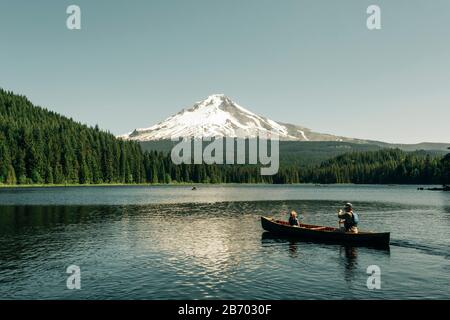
[0,196,446,299]
[288,241,299,258]
[0,184,447,207]
[339,245,358,282]
[261,232,391,286]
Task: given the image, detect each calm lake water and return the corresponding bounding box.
[0,184,449,299]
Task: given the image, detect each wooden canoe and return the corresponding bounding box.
[261,216,390,247]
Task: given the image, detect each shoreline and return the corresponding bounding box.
[0,183,447,189]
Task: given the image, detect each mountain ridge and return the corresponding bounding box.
[120,94,369,143]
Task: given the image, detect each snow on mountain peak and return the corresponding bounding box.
[204,93,226,102]
[121,94,354,142]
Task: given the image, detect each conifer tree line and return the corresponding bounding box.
[1,88,449,185]
[119,149,450,185]
[301,149,449,185]
[0,89,145,184]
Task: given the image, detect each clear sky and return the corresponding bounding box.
[1,0,449,143]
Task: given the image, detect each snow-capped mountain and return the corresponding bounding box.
[120,94,361,142]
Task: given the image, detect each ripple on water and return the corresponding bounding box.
[0,186,449,299]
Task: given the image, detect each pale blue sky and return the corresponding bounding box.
[0,0,449,143]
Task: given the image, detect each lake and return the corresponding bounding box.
[0,184,449,299]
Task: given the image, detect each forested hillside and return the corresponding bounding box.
[122,149,450,185]
[140,140,386,167]
[0,88,448,186]
[301,149,448,184]
[0,89,145,184]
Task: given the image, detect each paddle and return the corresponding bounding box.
[337,209,348,230]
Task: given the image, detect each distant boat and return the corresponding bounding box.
[261,216,390,247]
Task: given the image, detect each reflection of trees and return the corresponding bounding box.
[0,205,122,234]
[0,205,121,265]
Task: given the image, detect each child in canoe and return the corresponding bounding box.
[289,211,300,226]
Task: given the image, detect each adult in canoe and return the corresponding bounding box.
[338,202,359,233]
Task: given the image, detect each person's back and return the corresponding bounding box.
[338,203,358,233]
